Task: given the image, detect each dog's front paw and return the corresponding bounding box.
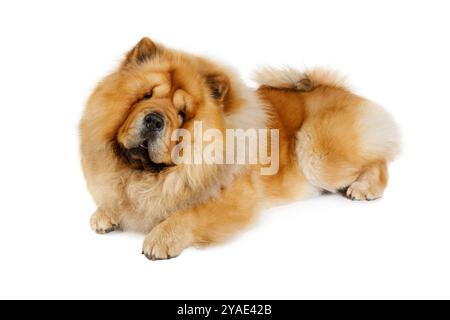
[90,209,119,234]
[142,222,192,261]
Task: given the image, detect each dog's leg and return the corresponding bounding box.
[141,202,256,260]
[90,207,120,234]
[142,178,258,260]
[296,96,400,200]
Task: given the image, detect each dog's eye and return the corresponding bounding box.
[178,111,186,122]
[142,90,153,100]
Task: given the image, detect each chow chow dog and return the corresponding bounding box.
[80,37,400,260]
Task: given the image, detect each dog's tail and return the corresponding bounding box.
[252,66,348,91]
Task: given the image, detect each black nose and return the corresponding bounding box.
[144,112,164,131]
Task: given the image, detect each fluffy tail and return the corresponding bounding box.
[252,66,348,91]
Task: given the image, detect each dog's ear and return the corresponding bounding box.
[124,37,158,65]
[205,74,230,102]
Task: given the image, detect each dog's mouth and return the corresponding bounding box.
[115,140,169,173]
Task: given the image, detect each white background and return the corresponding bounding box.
[0,0,449,299]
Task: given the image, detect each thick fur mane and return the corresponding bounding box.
[81,58,268,232]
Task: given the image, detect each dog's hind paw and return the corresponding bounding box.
[346,181,383,201]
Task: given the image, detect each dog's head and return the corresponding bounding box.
[82,37,240,173]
